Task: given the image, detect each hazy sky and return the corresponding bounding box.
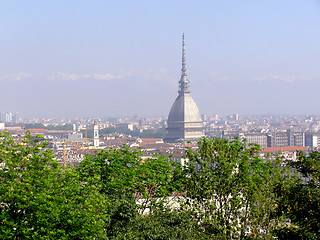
[1,1,320,118]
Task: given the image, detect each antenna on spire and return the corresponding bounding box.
[181,33,187,77]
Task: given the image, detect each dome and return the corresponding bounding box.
[168,93,202,123]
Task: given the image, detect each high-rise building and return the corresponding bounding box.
[165,34,204,142]
[227,114,239,121]
[5,112,12,123]
[13,112,20,123]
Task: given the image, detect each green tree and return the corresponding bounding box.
[140,130,166,139]
[25,123,46,129]
[182,137,286,239]
[78,147,144,238]
[77,146,185,238]
[25,123,73,130]
[78,147,182,206]
[0,132,110,239]
[78,146,143,198]
[46,124,73,130]
[117,209,201,239]
[136,155,184,214]
[275,151,320,239]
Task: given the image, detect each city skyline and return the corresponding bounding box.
[1,1,320,118]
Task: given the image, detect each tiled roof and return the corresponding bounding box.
[71,145,82,150]
[140,138,163,142]
[27,129,48,133]
[261,146,306,153]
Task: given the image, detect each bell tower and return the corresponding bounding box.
[93,120,99,147]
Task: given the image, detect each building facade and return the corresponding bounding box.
[239,132,268,148]
[305,132,320,147]
[268,130,305,147]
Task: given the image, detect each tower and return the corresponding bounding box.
[93,120,99,147]
[165,34,204,142]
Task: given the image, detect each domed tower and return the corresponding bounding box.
[165,34,204,142]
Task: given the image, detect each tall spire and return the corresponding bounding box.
[179,33,190,95]
[181,33,187,77]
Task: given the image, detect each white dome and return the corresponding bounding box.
[168,93,202,123]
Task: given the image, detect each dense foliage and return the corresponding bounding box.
[182,137,288,239]
[275,151,320,239]
[0,133,319,239]
[25,123,73,130]
[0,132,109,239]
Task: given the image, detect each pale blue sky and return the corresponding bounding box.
[1,1,320,118]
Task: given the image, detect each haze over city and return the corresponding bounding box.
[1,1,320,118]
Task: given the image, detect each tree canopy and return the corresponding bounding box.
[182,137,288,239]
[25,123,73,130]
[0,133,319,239]
[0,132,109,239]
[275,151,320,239]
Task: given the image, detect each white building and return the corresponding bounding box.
[305,132,320,147]
[93,121,99,147]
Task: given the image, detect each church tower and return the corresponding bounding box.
[93,120,99,147]
[165,34,204,142]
